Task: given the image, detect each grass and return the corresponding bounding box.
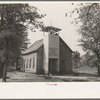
[73,65,98,75]
[2,65,100,82]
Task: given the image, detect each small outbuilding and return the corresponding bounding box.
[21,26,73,74]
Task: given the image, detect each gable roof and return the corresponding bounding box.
[22,39,43,55]
[60,37,73,53]
[22,36,73,55]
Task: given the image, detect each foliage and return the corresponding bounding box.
[0,4,45,81]
[0,4,45,63]
[81,52,97,67]
[72,51,81,68]
[68,3,100,74]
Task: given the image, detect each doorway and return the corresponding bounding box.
[49,59,58,74]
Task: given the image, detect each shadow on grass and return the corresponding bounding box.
[51,71,98,77]
[62,78,88,82]
[73,72,98,77]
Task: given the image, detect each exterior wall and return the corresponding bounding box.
[22,53,37,73]
[37,46,44,74]
[59,38,73,74]
[49,34,59,59]
[43,34,49,74]
[49,34,59,73]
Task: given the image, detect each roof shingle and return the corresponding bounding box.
[22,39,43,54]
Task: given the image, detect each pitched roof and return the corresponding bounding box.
[60,37,73,53]
[22,39,43,55]
[22,36,73,55]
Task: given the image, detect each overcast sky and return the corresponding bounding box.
[28,2,84,55]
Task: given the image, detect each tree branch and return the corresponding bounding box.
[87,3,99,21]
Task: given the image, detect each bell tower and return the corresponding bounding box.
[42,26,61,74]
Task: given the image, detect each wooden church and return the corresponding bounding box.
[21,26,73,74]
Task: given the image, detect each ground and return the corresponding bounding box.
[6,70,63,82]
[1,66,100,82]
[6,66,64,82]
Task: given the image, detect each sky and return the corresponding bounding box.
[28,2,85,55]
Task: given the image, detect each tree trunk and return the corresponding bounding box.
[16,58,18,70]
[0,62,3,78]
[97,61,100,75]
[2,61,8,82]
[96,52,100,75]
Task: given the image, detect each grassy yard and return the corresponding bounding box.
[0,65,100,82]
[6,66,63,82]
[73,65,97,75]
[53,66,100,82]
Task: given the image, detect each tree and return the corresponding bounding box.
[81,52,97,67]
[72,51,81,68]
[68,3,100,75]
[0,4,45,82]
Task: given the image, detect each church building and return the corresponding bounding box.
[21,26,73,74]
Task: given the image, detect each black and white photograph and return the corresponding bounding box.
[0,1,100,83]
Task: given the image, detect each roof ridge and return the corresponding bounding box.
[28,39,43,50]
[22,39,43,54]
